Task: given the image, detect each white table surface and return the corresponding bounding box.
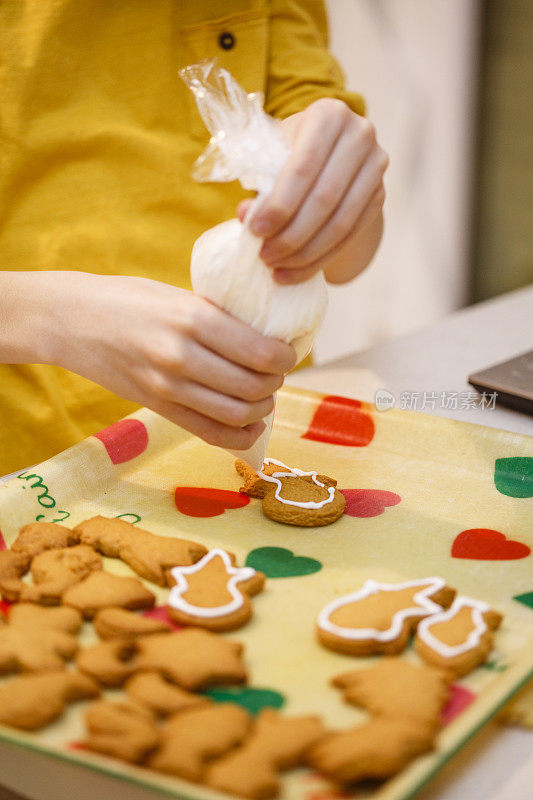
[1,286,532,800]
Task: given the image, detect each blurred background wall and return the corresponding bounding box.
[314,0,532,364]
[472,0,533,302]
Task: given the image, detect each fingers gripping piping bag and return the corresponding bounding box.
[181,60,328,470]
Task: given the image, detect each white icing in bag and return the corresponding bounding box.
[182,61,328,469]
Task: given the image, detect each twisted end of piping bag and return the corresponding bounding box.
[180,59,290,194]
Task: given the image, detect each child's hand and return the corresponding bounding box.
[31,272,296,449]
[238,99,388,285]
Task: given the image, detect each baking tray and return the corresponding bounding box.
[0,386,532,800]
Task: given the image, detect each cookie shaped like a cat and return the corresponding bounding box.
[236,458,345,527]
[317,577,456,655]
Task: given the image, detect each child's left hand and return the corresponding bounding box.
[237,98,388,286]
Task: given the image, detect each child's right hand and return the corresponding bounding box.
[3,271,297,449]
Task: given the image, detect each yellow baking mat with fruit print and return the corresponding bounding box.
[0,387,532,800]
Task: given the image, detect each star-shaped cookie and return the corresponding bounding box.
[136,629,247,690]
[0,625,78,673]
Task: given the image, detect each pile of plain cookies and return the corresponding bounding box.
[0,460,504,799]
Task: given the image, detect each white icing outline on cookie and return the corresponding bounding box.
[317,577,447,642]
[416,596,491,658]
[259,458,336,509]
[168,549,258,619]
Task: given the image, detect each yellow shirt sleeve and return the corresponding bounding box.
[0,0,365,474]
[264,0,366,119]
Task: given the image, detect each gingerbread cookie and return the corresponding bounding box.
[415,595,503,676]
[74,515,207,586]
[76,639,138,687]
[236,459,337,500]
[498,679,533,728]
[0,624,78,674]
[126,672,209,717]
[84,700,159,763]
[150,702,252,781]
[8,603,83,635]
[0,669,99,731]
[11,522,79,559]
[94,607,171,639]
[2,545,103,604]
[317,577,456,655]
[0,550,31,597]
[136,629,247,691]
[167,548,265,631]
[205,708,325,799]
[307,717,435,784]
[236,458,344,527]
[62,570,155,618]
[333,658,451,729]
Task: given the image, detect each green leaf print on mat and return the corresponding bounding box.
[482,659,509,672]
[494,457,533,498]
[514,591,533,610]
[203,686,285,715]
[246,547,322,578]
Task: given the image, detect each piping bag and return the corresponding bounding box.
[181,60,328,470]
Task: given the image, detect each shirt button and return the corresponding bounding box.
[218,31,235,50]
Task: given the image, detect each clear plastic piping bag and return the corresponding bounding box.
[181,60,328,470]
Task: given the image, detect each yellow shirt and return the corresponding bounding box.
[0,0,364,474]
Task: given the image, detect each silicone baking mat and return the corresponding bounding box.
[0,386,532,800]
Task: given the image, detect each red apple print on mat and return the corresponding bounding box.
[0,530,6,550]
[452,528,531,560]
[174,487,250,518]
[303,395,374,447]
[441,684,476,725]
[341,489,401,518]
[142,605,182,630]
[94,419,148,464]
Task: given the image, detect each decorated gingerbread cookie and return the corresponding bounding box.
[237,458,345,527]
[415,595,503,676]
[236,459,337,500]
[167,548,265,631]
[317,577,456,655]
